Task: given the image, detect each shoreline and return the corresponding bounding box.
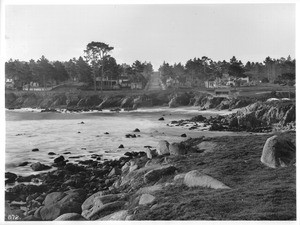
[4,94,296,221]
[5,131,296,221]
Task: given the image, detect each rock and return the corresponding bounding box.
[32,148,39,152]
[5,172,17,183]
[197,141,218,154]
[129,164,139,173]
[174,173,186,183]
[144,148,157,159]
[139,194,156,205]
[97,210,128,220]
[30,162,51,171]
[18,161,29,166]
[39,204,62,220]
[136,184,163,195]
[54,213,86,221]
[144,165,177,183]
[54,156,65,163]
[184,170,230,189]
[180,133,187,137]
[33,206,43,219]
[133,128,140,132]
[48,152,56,155]
[40,190,84,220]
[261,135,296,168]
[83,201,126,220]
[169,143,186,155]
[44,192,66,206]
[118,144,124,148]
[108,167,122,178]
[81,191,103,211]
[157,140,170,155]
[158,117,164,121]
[104,132,109,134]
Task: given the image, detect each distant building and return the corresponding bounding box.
[131,82,143,90]
[204,80,216,89]
[5,78,14,89]
[119,76,131,88]
[96,76,120,90]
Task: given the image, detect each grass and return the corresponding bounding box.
[132,132,296,220]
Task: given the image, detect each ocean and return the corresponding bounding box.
[5,107,233,177]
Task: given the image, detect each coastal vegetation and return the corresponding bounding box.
[5,41,295,92]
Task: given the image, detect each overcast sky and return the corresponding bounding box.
[5,4,295,70]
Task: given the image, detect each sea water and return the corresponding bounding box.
[5,107,232,176]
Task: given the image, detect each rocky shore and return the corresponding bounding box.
[5,131,296,221]
[169,100,295,133]
[5,90,296,221]
[5,89,294,112]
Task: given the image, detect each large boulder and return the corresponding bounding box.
[144,165,177,183]
[81,191,103,211]
[39,190,85,220]
[136,184,163,195]
[5,172,17,184]
[184,170,230,189]
[83,201,126,220]
[169,143,186,155]
[81,193,125,218]
[261,135,296,168]
[31,162,51,171]
[157,140,170,155]
[139,194,156,205]
[197,141,218,154]
[43,192,66,206]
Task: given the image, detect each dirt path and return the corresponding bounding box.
[145,72,165,91]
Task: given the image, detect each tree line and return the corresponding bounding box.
[159,55,296,86]
[5,42,153,91]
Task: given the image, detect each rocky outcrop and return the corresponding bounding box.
[30,162,51,171]
[144,165,177,183]
[157,140,170,155]
[261,135,296,168]
[139,194,156,205]
[38,189,86,220]
[184,170,231,189]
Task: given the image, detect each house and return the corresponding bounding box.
[131,82,143,90]
[96,76,120,90]
[226,80,236,86]
[204,80,216,89]
[5,78,14,89]
[119,76,131,88]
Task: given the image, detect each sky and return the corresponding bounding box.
[5,4,296,70]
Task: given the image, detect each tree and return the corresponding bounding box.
[228,56,245,78]
[101,56,122,80]
[5,59,33,90]
[35,56,57,89]
[76,57,93,84]
[64,59,78,82]
[53,61,69,83]
[84,42,114,92]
